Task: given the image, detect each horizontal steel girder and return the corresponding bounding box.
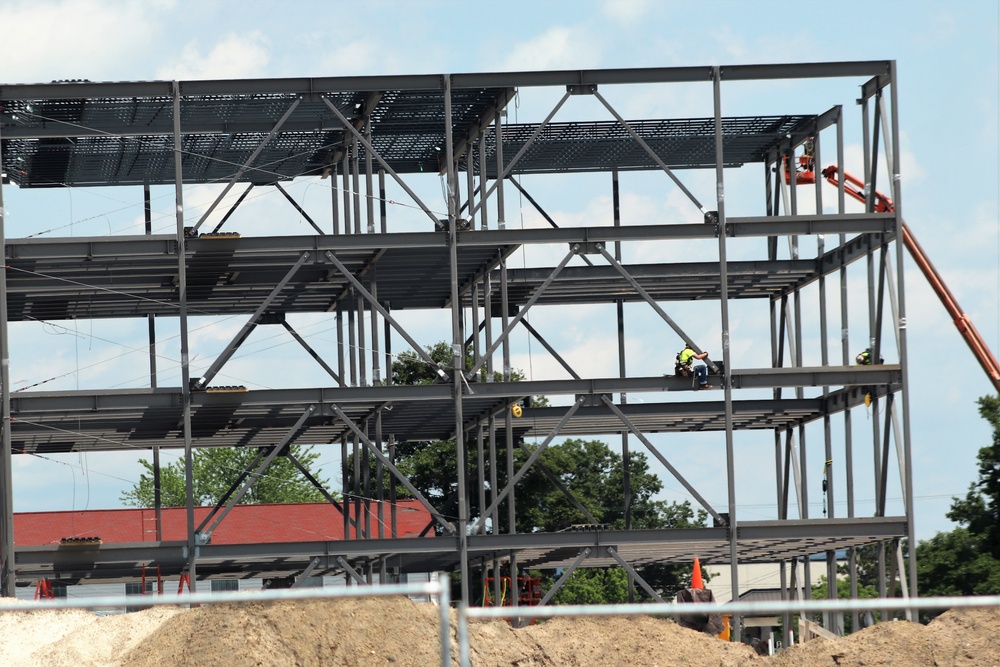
[13,516,906,582]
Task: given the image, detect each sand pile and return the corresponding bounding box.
[1,595,998,666]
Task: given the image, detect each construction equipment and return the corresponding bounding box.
[785,158,1000,392]
[483,575,543,607]
[676,557,728,639]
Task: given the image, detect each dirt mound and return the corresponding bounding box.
[122,596,449,667]
[519,614,762,667]
[0,603,181,667]
[3,596,1000,666]
[769,607,1000,667]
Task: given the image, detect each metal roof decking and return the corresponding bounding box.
[1,76,814,186]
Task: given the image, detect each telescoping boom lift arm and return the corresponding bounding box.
[785,158,1000,392]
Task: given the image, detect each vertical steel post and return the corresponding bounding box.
[712,66,741,641]
[0,117,13,596]
[814,133,838,632]
[495,112,505,229]
[444,74,471,607]
[888,62,917,602]
[497,98,514,604]
[612,167,635,601]
[172,81,197,591]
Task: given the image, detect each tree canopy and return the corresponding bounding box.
[915,395,1000,614]
[384,342,710,603]
[121,445,330,507]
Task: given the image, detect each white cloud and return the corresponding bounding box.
[157,31,271,81]
[601,0,655,23]
[502,26,603,72]
[0,0,165,83]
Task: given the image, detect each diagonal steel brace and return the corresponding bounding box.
[536,548,591,608]
[470,396,585,533]
[330,403,456,534]
[192,97,303,234]
[273,182,325,235]
[192,251,311,389]
[607,546,666,604]
[194,446,269,536]
[601,395,725,526]
[281,320,343,386]
[336,556,368,585]
[468,91,572,221]
[324,250,448,382]
[593,90,706,215]
[468,244,579,378]
[595,243,720,373]
[517,442,597,523]
[322,97,441,227]
[197,405,316,541]
[285,448,362,537]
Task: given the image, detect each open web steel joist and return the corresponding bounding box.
[1,61,912,641]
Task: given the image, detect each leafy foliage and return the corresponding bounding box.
[386,342,710,604]
[811,574,880,633]
[946,395,1000,558]
[121,446,330,507]
[915,395,1000,618]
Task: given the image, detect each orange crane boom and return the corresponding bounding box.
[786,161,1000,391]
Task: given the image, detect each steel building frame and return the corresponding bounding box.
[0,61,911,639]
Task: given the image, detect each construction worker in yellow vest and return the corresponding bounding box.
[676,345,712,390]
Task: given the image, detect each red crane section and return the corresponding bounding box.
[785,160,1000,391]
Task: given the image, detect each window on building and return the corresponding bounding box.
[211,580,240,593]
[124,581,154,613]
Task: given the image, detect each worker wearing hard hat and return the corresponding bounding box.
[676,345,712,390]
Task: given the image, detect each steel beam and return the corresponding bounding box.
[173,80,198,592]
[594,90,706,214]
[323,250,448,381]
[191,97,302,234]
[0,102,12,596]
[467,244,579,378]
[198,406,316,540]
[470,396,586,533]
[329,404,456,534]
[601,395,724,525]
[192,251,312,390]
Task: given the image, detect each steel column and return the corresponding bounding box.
[713,67,741,640]
[172,80,198,591]
[0,111,12,596]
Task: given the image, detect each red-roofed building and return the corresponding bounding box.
[12,501,436,603]
[14,500,432,547]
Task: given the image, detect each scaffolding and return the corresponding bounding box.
[0,61,912,640]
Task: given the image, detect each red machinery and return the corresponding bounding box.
[785,158,1000,392]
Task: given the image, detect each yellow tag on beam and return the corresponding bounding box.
[512,404,523,418]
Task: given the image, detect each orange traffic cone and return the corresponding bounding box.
[690,557,704,589]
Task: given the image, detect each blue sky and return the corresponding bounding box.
[1,0,998,542]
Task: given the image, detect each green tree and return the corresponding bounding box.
[946,395,1000,558]
[386,342,709,604]
[915,395,1000,618]
[553,568,630,605]
[121,445,330,507]
[810,574,879,633]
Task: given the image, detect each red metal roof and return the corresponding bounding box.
[13,501,432,546]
